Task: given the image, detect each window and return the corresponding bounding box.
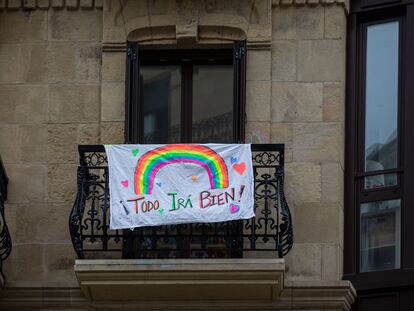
[345,2,414,297]
[359,19,402,273]
[125,43,246,144]
[123,43,246,258]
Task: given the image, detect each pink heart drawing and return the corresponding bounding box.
[121,180,128,187]
[233,162,246,175]
[229,203,240,214]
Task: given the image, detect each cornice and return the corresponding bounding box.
[0,0,347,12]
[272,0,349,12]
[272,0,346,5]
[0,280,356,311]
[0,0,103,10]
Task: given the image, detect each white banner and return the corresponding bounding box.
[105,144,255,229]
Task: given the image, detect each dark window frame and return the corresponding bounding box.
[345,0,414,292]
[124,42,246,144]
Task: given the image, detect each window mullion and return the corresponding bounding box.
[181,64,193,143]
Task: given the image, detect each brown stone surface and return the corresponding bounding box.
[321,162,342,204]
[19,125,48,163]
[0,10,47,42]
[102,52,126,82]
[285,162,321,204]
[48,84,100,123]
[270,123,293,144]
[271,82,323,122]
[285,243,322,280]
[0,44,48,82]
[292,122,339,162]
[47,164,78,202]
[294,203,339,243]
[323,82,344,122]
[272,6,324,40]
[49,9,102,41]
[47,123,99,164]
[245,121,270,144]
[272,40,297,81]
[44,244,77,283]
[0,125,19,163]
[100,122,124,144]
[0,45,20,82]
[324,5,346,39]
[246,81,271,122]
[246,50,271,81]
[3,244,45,282]
[15,203,72,243]
[48,43,101,82]
[322,244,340,281]
[21,44,48,82]
[101,82,125,121]
[6,164,47,203]
[0,85,47,124]
[297,40,345,82]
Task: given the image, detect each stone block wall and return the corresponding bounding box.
[246,4,346,282]
[0,5,103,286]
[0,0,347,288]
[271,4,346,282]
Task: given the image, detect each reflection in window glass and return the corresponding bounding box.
[360,199,400,272]
[364,21,399,173]
[192,65,233,143]
[365,173,398,190]
[141,66,181,143]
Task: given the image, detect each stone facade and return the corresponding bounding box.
[0,0,351,309]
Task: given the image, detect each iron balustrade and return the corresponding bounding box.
[0,156,11,286]
[69,144,293,259]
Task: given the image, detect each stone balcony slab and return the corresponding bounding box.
[75,259,285,302]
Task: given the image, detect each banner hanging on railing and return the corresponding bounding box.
[105,144,254,229]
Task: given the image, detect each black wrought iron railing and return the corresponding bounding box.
[0,156,11,286]
[69,144,293,259]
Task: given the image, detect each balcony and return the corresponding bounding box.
[69,144,293,303]
[0,156,11,287]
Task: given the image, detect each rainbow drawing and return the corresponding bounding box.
[134,144,229,195]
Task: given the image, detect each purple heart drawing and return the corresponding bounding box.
[229,203,240,214]
[230,156,237,164]
[156,182,162,187]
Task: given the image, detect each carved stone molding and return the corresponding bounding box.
[0,261,356,310]
[102,0,272,51]
[0,0,103,10]
[272,0,349,11]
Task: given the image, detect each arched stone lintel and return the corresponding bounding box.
[126,25,247,46]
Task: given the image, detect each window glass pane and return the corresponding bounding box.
[192,65,233,143]
[360,199,400,272]
[364,21,399,172]
[365,173,398,190]
[141,66,181,143]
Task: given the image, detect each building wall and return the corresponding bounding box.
[0,0,346,291]
[269,4,346,282]
[0,2,103,286]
